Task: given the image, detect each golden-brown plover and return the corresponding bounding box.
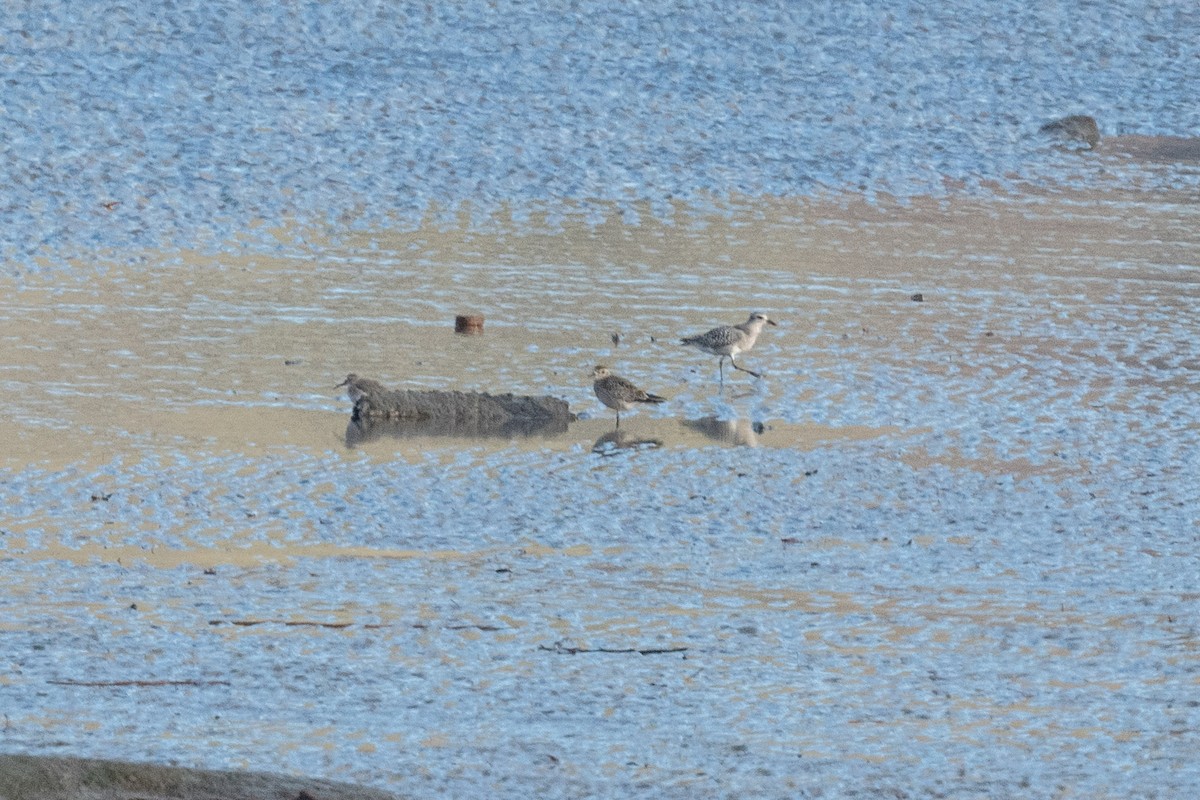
[591,365,666,427]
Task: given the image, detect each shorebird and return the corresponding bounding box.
[591,365,666,428]
[1039,114,1101,150]
[336,373,388,403]
[681,313,777,383]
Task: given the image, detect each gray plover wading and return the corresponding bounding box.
[591,365,666,428]
[681,313,778,383]
[336,373,388,403]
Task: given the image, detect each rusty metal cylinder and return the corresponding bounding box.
[455,314,484,334]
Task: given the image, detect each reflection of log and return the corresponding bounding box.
[346,412,570,446]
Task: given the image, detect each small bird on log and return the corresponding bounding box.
[336,373,388,403]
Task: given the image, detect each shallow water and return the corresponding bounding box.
[3,1,1200,796]
[3,1,1199,266]
[3,190,1200,798]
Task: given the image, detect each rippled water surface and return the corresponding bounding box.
[3,0,1199,263]
[4,192,1199,798]
[3,1,1200,797]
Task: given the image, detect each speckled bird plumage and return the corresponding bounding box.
[591,365,666,426]
[681,313,777,381]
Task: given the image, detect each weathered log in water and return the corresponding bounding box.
[344,377,573,432]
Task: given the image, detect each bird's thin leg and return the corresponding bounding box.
[730,357,761,378]
[718,357,725,385]
[615,411,621,429]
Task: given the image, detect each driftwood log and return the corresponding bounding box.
[338,374,573,426]
[354,388,571,423]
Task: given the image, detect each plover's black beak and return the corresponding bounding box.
[767,319,778,326]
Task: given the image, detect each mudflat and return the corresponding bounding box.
[2,185,1197,797]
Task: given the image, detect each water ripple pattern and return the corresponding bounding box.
[2,435,1198,797]
[3,1,1199,264]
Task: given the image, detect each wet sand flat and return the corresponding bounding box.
[2,190,1198,798]
[2,189,1196,466]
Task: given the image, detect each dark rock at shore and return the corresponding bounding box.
[0,754,401,800]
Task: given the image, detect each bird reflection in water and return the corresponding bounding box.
[591,428,664,455]
[679,417,766,447]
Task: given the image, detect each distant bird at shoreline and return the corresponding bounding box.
[591,365,666,428]
[681,313,777,383]
[1039,114,1101,150]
